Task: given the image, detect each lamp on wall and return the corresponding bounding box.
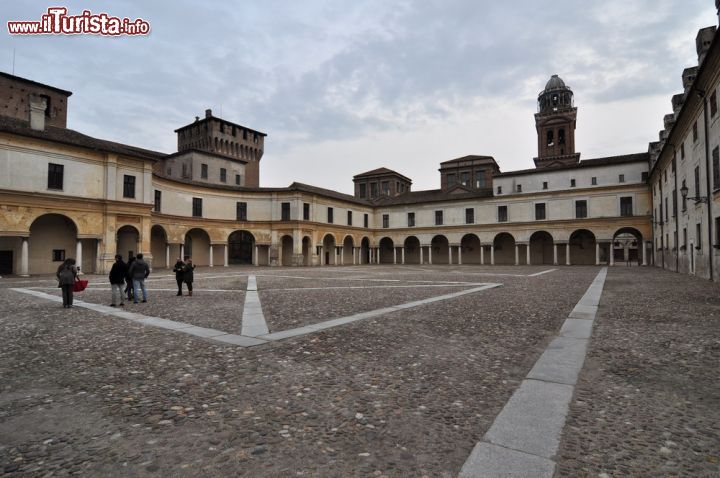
[680,184,708,204]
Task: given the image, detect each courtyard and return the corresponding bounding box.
[0,265,718,477]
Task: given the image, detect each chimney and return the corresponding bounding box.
[29,94,47,131]
[696,26,717,64]
[205,108,212,118]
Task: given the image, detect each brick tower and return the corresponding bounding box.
[534,75,580,168]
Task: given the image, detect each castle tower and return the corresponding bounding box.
[534,75,580,168]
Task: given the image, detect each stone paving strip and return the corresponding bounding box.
[11,281,502,347]
[459,267,607,478]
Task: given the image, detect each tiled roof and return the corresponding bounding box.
[495,153,649,178]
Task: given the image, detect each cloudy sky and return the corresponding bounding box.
[2,1,716,193]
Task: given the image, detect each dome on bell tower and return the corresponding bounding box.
[538,74,574,114]
[544,74,566,91]
[534,73,579,168]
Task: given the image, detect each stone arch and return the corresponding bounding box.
[529,231,554,265]
[379,237,394,264]
[493,232,515,265]
[322,233,336,265]
[613,227,643,264]
[404,236,421,264]
[360,236,370,264]
[185,228,211,266]
[117,225,140,262]
[569,229,596,265]
[431,235,449,264]
[28,213,78,274]
[150,225,168,268]
[342,235,355,265]
[460,233,481,264]
[228,230,255,264]
[281,234,293,266]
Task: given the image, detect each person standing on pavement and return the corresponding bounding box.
[125,254,135,301]
[173,257,185,296]
[182,258,195,297]
[56,258,78,308]
[128,253,150,304]
[109,254,127,307]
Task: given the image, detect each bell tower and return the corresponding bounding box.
[534,74,580,168]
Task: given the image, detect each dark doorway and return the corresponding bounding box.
[0,251,12,275]
[228,231,254,264]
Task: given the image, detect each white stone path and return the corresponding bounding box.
[459,267,607,478]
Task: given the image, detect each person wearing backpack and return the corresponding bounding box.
[109,254,128,307]
[128,253,150,304]
[56,258,78,308]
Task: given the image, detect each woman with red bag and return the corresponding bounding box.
[56,258,78,308]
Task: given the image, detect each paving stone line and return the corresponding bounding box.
[459,267,607,478]
[241,275,269,337]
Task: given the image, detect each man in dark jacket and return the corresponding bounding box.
[125,254,135,301]
[56,258,78,308]
[183,258,195,297]
[173,257,185,296]
[128,253,150,304]
[109,254,128,307]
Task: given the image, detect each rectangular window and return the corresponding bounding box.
[359,183,367,198]
[672,190,677,218]
[711,91,718,117]
[435,210,443,226]
[52,249,65,262]
[154,190,161,212]
[535,203,546,220]
[693,121,698,142]
[381,181,389,195]
[182,163,189,178]
[681,143,685,160]
[192,197,202,217]
[201,163,208,179]
[570,178,576,187]
[591,177,597,186]
[370,182,378,198]
[347,210,353,226]
[237,202,247,221]
[281,202,290,221]
[123,175,136,198]
[364,213,368,228]
[683,227,687,249]
[48,163,64,190]
[475,170,486,188]
[620,197,633,217]
[382,214,389,228]
[407,212,415,227]
[695,166,701,199]
[516,184,522,192]
[220,168,227,183]
[327,207,334,224]
[682,179,687,211]
[460,171,470,186]
[543,181,548,189]
[713,146,720,190]
[619,174,625,183]
[465,208,474,224]
[696,223,702,251]
[497,186,502,194]
[235,174,241,185]
[448,173,457,186]
[575,200,587,219]
[665,197,669,222]
[641,171,649,182]
[303,203,310,221]
[498,205,508,222]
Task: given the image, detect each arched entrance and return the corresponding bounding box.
[228,230,255,264]
[322,234,336,265]
[404,236,420,264]
[302,236,312,266]
[185,228,211,266]
[117,225,140,262]
[343,236,354,265]
[461,234,481,264]
[150,225,168,268]
[360,237,370,264]
[493,233,515,265]
[431,235,449,264]
[379,237,394,264]
[569,229,596,265]
[281,235,293,266]
[529,231,554,265]
[613,227,642,265]
[29,214,78,274]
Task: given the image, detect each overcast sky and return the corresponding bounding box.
[2,1,717,193]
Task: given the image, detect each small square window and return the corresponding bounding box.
[570,178,576,187]
[591,177,597,186]
[52,249,65,262]
[516,184,522,193]
[542,181,548,190]
[497,186,502,194]
[619,174,625,183]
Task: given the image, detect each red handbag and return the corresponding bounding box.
[73,279,89,292]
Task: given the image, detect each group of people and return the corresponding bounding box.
[107,254,195,307]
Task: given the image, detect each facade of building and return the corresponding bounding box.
[0,10,718,279]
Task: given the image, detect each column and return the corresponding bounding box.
[209,244,214,267]
[353,247,356,265]
[420,247,424,265]
[448,245,453,265]
[180,244,185,260]
[642,242,647,266]
[20,237,29,276]
[340,247,344,266]
[490,245,495,265]
[224,244,229,267]
[166,244,170,268]
[526,244,531,266]
[95,239,102,274]
[76,239,83,272]
[595,243,600,265]
[566,244,571,266]
[610,245,615,266]
[401,248,405,264]
[514,244,519,265]
[480,245,484,265]
[428,246,433,264]
[376,248,380,264]
[458,246,463,265]
[553,244,558,265]
[393,247,397,264]
[254,245,259,266]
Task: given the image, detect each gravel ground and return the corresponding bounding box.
[555,267,720,477]
[1,265,595,477]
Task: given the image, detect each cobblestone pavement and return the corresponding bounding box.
[555,267,720,477]
[0,265,602,476]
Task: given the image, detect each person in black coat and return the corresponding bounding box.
[125,254,135,301]
[173,257,185,296]
[183,258,195,296]
[109,254,128,307]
